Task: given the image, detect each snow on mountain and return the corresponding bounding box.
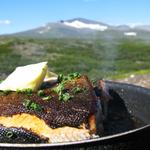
[127,23,143,29]
[63,20,108,31]
[38,26,51,34]
[5,18,150,39]
[124,32,137,36]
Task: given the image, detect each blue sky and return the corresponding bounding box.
[0,0,150,34]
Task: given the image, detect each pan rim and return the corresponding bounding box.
[105,80,150,91]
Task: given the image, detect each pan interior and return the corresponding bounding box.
[103,81,150,136]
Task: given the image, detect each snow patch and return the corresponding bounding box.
[63,20,108,31]
[124,32,137,36]
[47,26,51,30]
[38,31,44,34]
[127,23,143,28]
[38,26,51,34]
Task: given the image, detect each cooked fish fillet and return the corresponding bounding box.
[0,75,103,143]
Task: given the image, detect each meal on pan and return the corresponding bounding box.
[0,62,111,143]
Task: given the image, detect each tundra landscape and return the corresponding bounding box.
[0,18,150,87]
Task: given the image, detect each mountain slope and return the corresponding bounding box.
[3,18,150,39]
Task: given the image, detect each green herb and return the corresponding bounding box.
[23,99,32,109]
[0,90,12,96]
[37,90,51,101]
[53,84,73,102]
[16,89,21,94]
[37,90,45,97]
[58,74,64,82]
[23,99,42,111]
[91,79,97,86]
[72,87,82,94]
[16,88,32,95]
[42,96,52,101]
[30,102,42,111]
[52,72,81,102]
[72,86,88,94]
[5,131,14,138]
[59,93,73,102]
[67,72,81,80]
[53,83,64,94]
[58,72,81,83]
[4,90,11,95]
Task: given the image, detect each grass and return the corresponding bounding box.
[0,37,150,80]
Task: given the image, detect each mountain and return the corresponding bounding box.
[3,18,150,39]
[134,25,150,31]
[115,25,131,31]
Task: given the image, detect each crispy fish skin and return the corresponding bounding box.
[0,125,48,143]
[0,113,91,143]
[0,75,102,143]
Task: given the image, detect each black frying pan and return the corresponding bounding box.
[0,81,150,150]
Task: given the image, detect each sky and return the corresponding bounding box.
[0,0,150,34]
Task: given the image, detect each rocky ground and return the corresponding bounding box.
[115,74,150,89]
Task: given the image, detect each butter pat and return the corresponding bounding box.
[44,71,58,82]
[0,62,48,91]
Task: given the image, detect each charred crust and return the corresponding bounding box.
[0,75,98,129]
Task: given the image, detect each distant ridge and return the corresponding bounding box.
[2,18,150,39]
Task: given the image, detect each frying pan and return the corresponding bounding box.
[0,81,150,150]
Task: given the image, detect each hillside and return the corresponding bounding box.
[0,18,150,86]
[0,37,149,82]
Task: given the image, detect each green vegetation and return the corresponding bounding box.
[23,99,42,112]
[0,37,150,80]
[16,88,33,95]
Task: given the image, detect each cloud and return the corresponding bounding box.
[0,20,11,25]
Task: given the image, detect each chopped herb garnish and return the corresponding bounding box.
[59,93,73,102]
[52,72,81,102]
[30,102,42,111]
[42,96,52,101]
[91,79,97,86]
[16,88,32,95]
[23,99,42,111]
[72,86,88,94]
[72,87,82,94]
[53,83,73,102]
[57,72,81,83]
[0,90,12,95]
[53,83,64,94]
[16,89,21,94]
[67,72,81,80]
[37,90,51,101]
[58,74,64,83]
[23,99,32,109]
[5,130,14,138]
[37,90,45,97]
